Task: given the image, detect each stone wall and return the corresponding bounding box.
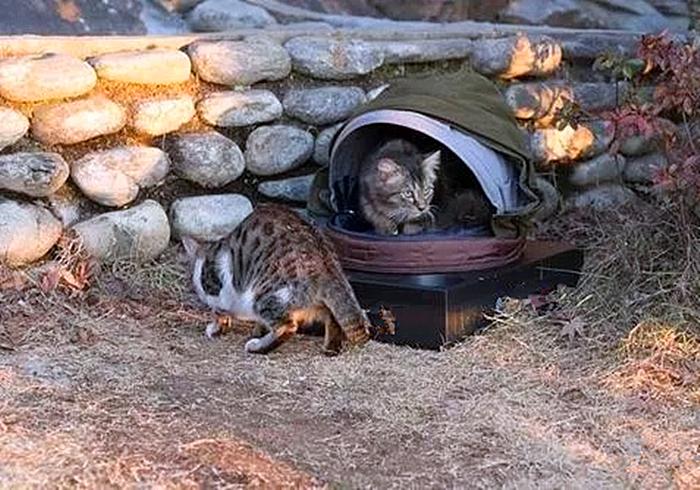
[0,26,678,266]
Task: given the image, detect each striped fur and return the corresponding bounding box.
[183,204,371,355]
[359,139,441,235]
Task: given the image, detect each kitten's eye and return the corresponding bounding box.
[401,190,412,199]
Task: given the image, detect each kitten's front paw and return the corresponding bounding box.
[205,322,221,339]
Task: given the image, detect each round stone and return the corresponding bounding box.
[0,199,62,266]
[188,38,291,86]
[170,193,253,241]
[71,147,171,207]
[72,200,170,262]
[0,53,96,102]
[283,86,365,125]
[188,0,277,31]
[31,97,127,145]
[623,153,668,184]
[197,90,282,127]
[530,121,614,165]
[471,35,562,79]
[89,49,192,85]
[0,107,29,151]
[570,184,637,210]
[284,36,384,80]
[258,174,314,203]
[0,152,69,197]
[568,153,625,187]
[313,123,343,166]
[245,125,314,176]
[170,132,245,187]
[132,96,195,136]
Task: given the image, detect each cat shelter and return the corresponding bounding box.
[312,71,583,349]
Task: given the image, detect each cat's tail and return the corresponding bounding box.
[322,284,371,347]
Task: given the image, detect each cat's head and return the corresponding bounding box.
[365,139,441,224]
[181,236,225,302]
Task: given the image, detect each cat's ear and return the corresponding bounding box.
[421,150,441,182]
[377,158,401,183]
[181,235,201,258]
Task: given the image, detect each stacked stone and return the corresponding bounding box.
[0,30,666,266]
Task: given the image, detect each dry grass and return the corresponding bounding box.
[538,197,700,342]
[1,233,699,488]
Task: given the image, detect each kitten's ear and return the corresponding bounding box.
[422,150,441,181]
[181,235,201,258]
[377,158,400,182]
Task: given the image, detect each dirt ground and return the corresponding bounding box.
[0,246,699,489]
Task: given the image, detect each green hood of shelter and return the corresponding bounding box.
[352,70,532,165]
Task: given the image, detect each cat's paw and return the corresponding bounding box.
[205,322,221,339]
[244,338,263,353]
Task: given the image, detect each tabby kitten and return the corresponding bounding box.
[182,204,371,355]
[359,139,441,235]
[359,139,494,234]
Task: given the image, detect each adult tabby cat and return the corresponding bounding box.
[359,138,493,235]
[182,204,371,355]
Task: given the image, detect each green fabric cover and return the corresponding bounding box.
[309,70,543,237]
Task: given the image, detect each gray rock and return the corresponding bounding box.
[197,90,282,127]
[0,0,146,35]
[71,147,170,207]
[170,193,253,241]
[72,200,170,262]
[0,53,96,102]
[531,121,614,165]
[89,49,192,85]
[283,87,365,125]
[153,0,204,12]
[0,199,62,266]
[502,0,674,32]
[0,108,29,151]
[569,153,625,187]
[188,0,277,31]
[313,122,343,166]
[285,36,384,80]
[619,133,659,157]
[471,35,562,79]
[623,153,668,184]
[188,38,291,86]
[0,152,69,197]
[141,0,192,34]
[47,184,90,227]
[505,82,627,121]
[562,33,640,60]
[245,125,314,176]
[258,174,314,203]
[170,132,245,187]
[31,97,127,145]
[132,96,195,136]
[570,184,637,210]
[378,39,473,64]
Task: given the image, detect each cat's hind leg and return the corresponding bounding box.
[244,315,299,354]
[322,317,343,356]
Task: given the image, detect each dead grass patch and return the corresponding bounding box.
[538,198,700,341]
[605,321,700,407]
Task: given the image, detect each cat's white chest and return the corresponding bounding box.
[218,282,258,321]
[215,248,260,321]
